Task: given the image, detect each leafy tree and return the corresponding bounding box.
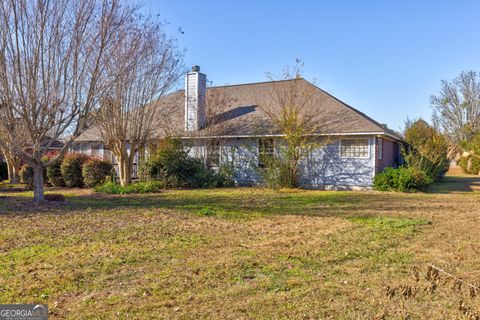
[403,119,449,181]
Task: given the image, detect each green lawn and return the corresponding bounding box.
[1,176,480,319]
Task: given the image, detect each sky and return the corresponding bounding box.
[142,0,480,131]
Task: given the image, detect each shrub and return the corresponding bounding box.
[146,139,230,188]
[468,156,480,175]
[458,155,469,173]
[373,167,431,192]
[41,151,59,186]
[403,119,449,181]
[94,181,164,194]
[44,193,66,202]
[258,156,295,190]
[19,164,34,185]
[0,161,7,181]
[46,159,64,187]
[82,159,113,188]
[61,153,89,188]
[458,154,480,175]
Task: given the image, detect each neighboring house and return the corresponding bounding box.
[74,66,402,189]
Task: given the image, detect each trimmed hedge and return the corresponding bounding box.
[82,159,113,188]
[373,167,431,192]
[61,154,89,188]
[46,159,64,187]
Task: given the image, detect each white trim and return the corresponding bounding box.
[179,131,400,140]
[339,138,371,159]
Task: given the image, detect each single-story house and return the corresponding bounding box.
[74,65,402,189]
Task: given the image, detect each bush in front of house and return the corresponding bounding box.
[373,166,431,192]
[46,159,64,187]
[0,161,7,181]
[19,164,34,185]
[82,158,113,188]
[258,156,295,190]
[61,153,90,188]
[145,139,231,188]
[94,181,164,194]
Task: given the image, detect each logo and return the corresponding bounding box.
[0,304,48,320]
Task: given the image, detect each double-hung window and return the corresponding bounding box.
[340,139,369,158]
[206,140,221,168]
[258,138,274,168]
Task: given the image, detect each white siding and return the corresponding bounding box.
[184,136,376,189]
[299,137,376,189]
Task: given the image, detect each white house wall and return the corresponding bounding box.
[299,137,376,189]
[223,138,262,185]
[74,136,377,188]
[184,137,376,188]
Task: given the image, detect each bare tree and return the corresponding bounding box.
[96,15,182,186]
[0,118,24,182]
[0,0,133,203]
[431,71,480,145]
[260,60,330,187]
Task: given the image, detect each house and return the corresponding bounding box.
[74,66,402,189]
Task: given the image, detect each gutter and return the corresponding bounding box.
[179,131,403,141]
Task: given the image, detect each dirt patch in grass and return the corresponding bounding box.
[0,176,480,318]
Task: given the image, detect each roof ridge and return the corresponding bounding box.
[208,78,301,89]
[163,78,303,94]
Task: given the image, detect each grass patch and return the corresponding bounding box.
[0,175,479,318]
[348,216,431,232]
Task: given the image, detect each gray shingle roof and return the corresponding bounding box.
[76,78,402,142]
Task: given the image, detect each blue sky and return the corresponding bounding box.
[143,0,480,131]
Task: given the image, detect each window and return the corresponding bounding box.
[340,139,369,158]
[258,138,274,168]
[377,138,383,160]
[206,140,221,168]
[91,143,103,158]
[80,143,89,155]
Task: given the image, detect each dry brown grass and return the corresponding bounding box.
[0,175,480,319]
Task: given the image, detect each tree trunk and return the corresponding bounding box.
[32,164,45,203]
[5,155,20,183]
[113,142,134,187]
[117,155,133,186]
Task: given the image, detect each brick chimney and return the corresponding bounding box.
[185,65,206,131]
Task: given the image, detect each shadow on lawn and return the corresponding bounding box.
[6,176,474,217]
[0,188,445,219]
[426,175,480,194]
